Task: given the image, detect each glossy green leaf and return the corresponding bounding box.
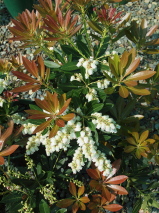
[44,60,60,68]
[39,199,50,213]
[61,62,79,71]
[132,198,142,213]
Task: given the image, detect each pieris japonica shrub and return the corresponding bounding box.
[0,0,159,212]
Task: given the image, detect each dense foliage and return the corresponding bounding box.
[0,0,159,212]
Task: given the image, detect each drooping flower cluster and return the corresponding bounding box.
[92,112,120,133]
[85,88,99,102]
[76,57,98,79]
[97,79,110,89]
[0,79,9,89]
[70,73,83,82]
[26,116,82,156]
[69,127,112,176]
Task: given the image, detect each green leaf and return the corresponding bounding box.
[61,45,80,58]
[36,162,42,175]
[88,21,102,34]
[148,199,159,208]
[44,60,61,68]
[0,193,22,204]
[55,209,67,213]
[61,62,79,71]
[132,198,142,213]
[96,37,110,58]
[104,87,115,94]
[0,86,4,94]
[76,40,90,57]
[39,199,50,213]
[29,104,42,111]
[142,49,159,54]
[86,101,104,115]
[25,119,45,125]
[67,143,78,156]
[98,143,112,156]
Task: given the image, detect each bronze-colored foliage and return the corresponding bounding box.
[0,59,12,73]
[87,159,128,201]
[0,121,20,165]
[88,194,123,213]
[25,91,75,138]
[11,56,50,93]
[43,7,82,41]
[8,10,42,46]
[104,48,156,98]
[124,130,155,159]
[97,6,123,26]
[57,182,90,213]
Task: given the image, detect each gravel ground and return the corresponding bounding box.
[0,0,159,212]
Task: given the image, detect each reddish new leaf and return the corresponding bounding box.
[87,169,101,180]
[102,187,111,201]
[107,184,128,195]
[106,175,128,184]
[61,113,75,121]
[72,202,79,213]
[0,156,4,165]
[33,119,52,134]
[78,185,85,197]
[56,119,65,127]
[12,84,40,93]
[80,197,90,203]
[103,204,123,211]
[69,182,77,197]
[0,145,19,157]
[126,71,156,81]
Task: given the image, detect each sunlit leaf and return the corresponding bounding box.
[128,87,150,96]
[0,145,19,157]
[80,197,90,203]
[104,204,123,211]
[126,71,156,81]
[61,113,75,121]
[102,187,111,201]
[107,184,128,195]
[106,175,128,184]
[87,169,101,180]
[139,130,149,143]
[69,182,77,197]
[78,185,84,197]
[119,86,129,98]
[0,156,4,165]
[33,119,52,134]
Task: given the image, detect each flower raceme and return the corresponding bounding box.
[57,182,90,213]
[25,91,75,138]
[11,56,50,93]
